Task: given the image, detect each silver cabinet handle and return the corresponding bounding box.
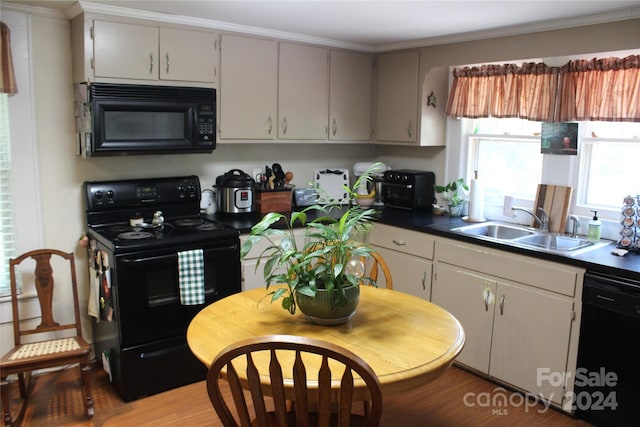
[165,53,170,74]
[282,116,288,135]
[499,295,505,315]
[407,120,412,138]
[421,271,426,290]
[332,118,337,136]
[392,239,407,246]
[266,116,273,135]
[149,52,154,75]
[484,292,490,312]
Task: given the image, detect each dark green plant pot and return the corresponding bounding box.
[448,203,463,217]
[295,285,360,325]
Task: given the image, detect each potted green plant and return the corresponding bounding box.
[240,164,382,325]
[435,178,469,216]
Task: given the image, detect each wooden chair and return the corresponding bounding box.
[1,249,94,425]
[207,334,383,427]
[363,252,393,290]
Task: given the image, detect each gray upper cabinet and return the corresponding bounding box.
[278,42,328,140]
[219,35,278,139]
[329,50,373,141]
[89,20,218,84]
[375,49,448,146]
[375,50,420,143]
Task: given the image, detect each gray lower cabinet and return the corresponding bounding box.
[432,237,585,411]
[368,224,433,299]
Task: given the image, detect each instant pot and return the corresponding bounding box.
[215,169,256,214]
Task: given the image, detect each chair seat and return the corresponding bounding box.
[1,336,91,371]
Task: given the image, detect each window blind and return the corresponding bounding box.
[1,93,17,295]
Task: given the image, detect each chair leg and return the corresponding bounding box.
[1,375,12,426]
[80,362,94,418]
[18,372,27,398]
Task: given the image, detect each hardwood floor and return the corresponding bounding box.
[5,365,593,426]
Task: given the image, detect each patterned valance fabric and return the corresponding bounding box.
[0,22,17,95]
[446,55,640,123]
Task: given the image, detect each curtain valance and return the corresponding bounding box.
[446,55,640,123]
[0,22,17,95]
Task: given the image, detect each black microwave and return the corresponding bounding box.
[74,83,216,157]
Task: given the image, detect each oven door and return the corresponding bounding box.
[113,237,241,347]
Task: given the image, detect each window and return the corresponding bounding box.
[466,118,543,202]
[577,122,640,213]
[463,117,640,221]
[0,93,17,295]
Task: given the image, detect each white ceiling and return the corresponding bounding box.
[8,0,640,50]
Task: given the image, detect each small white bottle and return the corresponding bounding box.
[587,210,601,242]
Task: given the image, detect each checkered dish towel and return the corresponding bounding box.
[178,249,205,305]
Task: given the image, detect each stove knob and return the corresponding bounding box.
[94,190,103,200]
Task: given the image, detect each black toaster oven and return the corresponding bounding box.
[381,170,435,212]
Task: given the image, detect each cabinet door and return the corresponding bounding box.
[278,43,328,139]
[93,20,158,81]
[375,50,419,142]
[490,282,574,405]
[432,263,496,373]
[220,35,278,139]
[372,247,431,299]
[241,259,265,292]
[329,51,372,140]
[159,28,218,83]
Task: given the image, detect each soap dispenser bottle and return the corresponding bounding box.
[587,210,601,242]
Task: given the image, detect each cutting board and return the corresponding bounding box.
[314,168,350,204]
[533,184,572,233]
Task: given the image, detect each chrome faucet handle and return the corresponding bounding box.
[567,214,581,238]
[537,207,549,232]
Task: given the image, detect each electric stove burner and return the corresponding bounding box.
[118,231,153,240]
[174,218,204,227]
[195,223,218,231]
[110,225,134,234]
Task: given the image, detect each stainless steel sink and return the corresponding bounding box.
[452,221,536,240]
[515,234,594,252]
[451,220,610,255]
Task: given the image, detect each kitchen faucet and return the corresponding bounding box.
[567,215,581,238]
[511,207,549,232]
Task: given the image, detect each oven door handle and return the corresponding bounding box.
[119,244,238,264]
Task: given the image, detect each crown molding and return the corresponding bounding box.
[375,7,640,52]
[4,1,638,53]
[70,0,374,52]
[1,2,67,19]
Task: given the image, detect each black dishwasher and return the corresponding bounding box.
[575,271,640,427]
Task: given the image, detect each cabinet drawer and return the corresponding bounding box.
[369,224,434,260]
[436,239,581,297]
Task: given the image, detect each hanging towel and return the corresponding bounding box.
[178,249,205,305]
[88,264,100,321]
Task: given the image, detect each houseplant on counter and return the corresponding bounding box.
[435,178,469,217]
[240,164,382,325]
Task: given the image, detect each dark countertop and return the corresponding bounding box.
[208,207,640,281]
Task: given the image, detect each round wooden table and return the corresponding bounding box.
[187,286,465,399]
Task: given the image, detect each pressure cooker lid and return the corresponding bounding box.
[216,169,255,187]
